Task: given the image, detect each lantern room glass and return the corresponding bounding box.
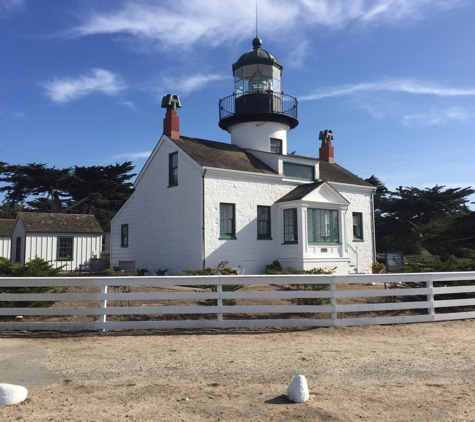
[234,63,281,97]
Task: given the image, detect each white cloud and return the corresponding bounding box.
[42,68,126,104]
[0,0,24,17]
[159,74,227,96]
[300,79,475,101]
[119,101,137,110]
[66,0,468,49]
[114,151,151,161]
[401,107,470,127]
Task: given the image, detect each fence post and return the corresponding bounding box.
[217,281,223,328]
[99,284,108,331]
[427,279,435,320]
[330,279,337,325]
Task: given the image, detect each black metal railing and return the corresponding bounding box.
[219,92,298,121]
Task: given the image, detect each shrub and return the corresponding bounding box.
[0,257,66,308]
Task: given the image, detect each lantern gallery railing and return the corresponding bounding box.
[219,92,298,121]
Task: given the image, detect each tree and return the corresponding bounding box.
[365,176,475,257]
[0,162,135,229]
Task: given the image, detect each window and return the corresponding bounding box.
[220,203,236,239]
[169,152,178,187]
[353,212,363,241]
[283,208,298,244]
[121,224,129,247]
[257,206,271,239]
[57,236,74,261]
[15,237,21,262]
[283,162,314,181]
[270,138,282,154]
[308,209,339,243]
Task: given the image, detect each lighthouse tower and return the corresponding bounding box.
[218,38,298,155]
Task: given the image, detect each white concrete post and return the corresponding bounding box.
[330,279,337,324]
[99,285,108,331]
[427,279,435,319]
[217,282,223,328]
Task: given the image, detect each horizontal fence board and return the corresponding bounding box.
[219,305,333,314]
[0,322,100,331]
[219,318,333,328]
[434,311,475,321]
[335,314,434,326]
[434,286,475,294]
[222,290,330,299]
[434,298,475,308]
[334,287,431,299]
[336,301,431,313]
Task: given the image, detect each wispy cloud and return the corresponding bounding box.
[159,74,227,96]
[119,101,137,110]
[41,68,126,104]
[0,0,24,18]
[401,107,470,126]
[300,79,475,101]
[114,151,151,161]
[66,0,468,49]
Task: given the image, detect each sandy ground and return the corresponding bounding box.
[1,320,475,422]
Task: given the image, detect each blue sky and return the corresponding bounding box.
[1,0,475,207]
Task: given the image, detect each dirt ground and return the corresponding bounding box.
[1,320,475,422]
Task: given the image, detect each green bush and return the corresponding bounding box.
[0,257,66,308]
[182,262,241,306]
[265,260,335,305]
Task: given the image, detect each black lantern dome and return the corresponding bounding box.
[219,38,298,132]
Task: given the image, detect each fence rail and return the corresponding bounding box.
[1,272,475,331]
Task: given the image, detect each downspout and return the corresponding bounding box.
[202,169,207,269]
[371,190,376,263]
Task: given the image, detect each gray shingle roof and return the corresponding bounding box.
[0,219,14,236]
[170,136,374,187]
[170,136,277,174]
[17,213,103,234]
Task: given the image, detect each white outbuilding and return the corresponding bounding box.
[0,219,14,259]
[111,38,376,275]
[10,212,103,271]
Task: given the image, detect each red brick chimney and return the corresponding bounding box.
[318,129,334,164]
[161,94,181,138]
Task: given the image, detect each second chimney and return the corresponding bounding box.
[161,94,181,138]
[318,129,334,164]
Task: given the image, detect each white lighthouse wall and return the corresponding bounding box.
[229,122,289,154]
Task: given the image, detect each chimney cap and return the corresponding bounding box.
[319,129,333,143]
[161,94,181,111]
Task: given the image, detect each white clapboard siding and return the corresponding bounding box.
[0,236,11,259]
[1,272,475,331]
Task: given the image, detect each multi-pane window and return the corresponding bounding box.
[220,203,236,239]
[283,208,298,244]
[353,212,363,241]
[57,236,74,261]
[283,162,314,181]
[15,236,21,262]
[169,152,178,187]
[121,224,129,247]
[270,138,282,154]
[257,206,271,239]
[308,209,339,243]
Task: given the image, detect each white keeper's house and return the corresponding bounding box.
[111,38,376,275]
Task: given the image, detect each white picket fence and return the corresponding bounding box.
[1,272,475,331]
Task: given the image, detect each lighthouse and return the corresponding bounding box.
[218,38,298,155]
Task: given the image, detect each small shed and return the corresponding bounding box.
[11,213,104,271]
[0,219,14,259]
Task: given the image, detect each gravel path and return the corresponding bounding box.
[1,320,475,421]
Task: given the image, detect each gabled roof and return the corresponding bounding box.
[319,160,373,187]
[276,181,350,205]
[168,136,373,187]
[16,213,103,234]
[0,219,14,236]
[170,136,277,174]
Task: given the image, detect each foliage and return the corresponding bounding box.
[104,268,127,276]
[366,176,475,258]
[0,257,66,308]
[265,260,335,305]
[372,261,385,269]
[0,161,135,230]
[265,260,283,274]
[182,262,241,306]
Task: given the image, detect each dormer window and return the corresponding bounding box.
[283,162,314,181]
[270,138,282,154]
